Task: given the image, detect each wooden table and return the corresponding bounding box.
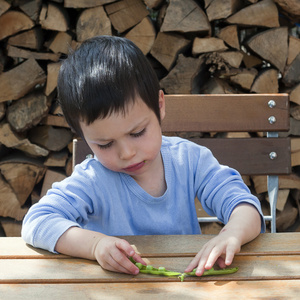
[1,233,300,299]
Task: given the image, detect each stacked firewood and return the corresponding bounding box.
[0,0,299,236]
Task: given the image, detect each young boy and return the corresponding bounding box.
[22,35,265,276]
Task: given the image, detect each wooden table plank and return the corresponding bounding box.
[2,233,300,258]
[125,233,300,256]
[1,281,300,300]
[1,255,300,283]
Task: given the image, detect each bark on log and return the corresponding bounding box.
[0,122,49,157]
[7,45,60,62]
[7,91,51,132]
[0,57,46,103]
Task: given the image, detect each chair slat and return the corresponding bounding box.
[162,94,289,132]
[192,137,291,175]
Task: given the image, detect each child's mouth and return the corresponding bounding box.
[123,161,146,172]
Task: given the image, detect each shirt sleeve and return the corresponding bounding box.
[194,145,266,233]
[21,161,98,253]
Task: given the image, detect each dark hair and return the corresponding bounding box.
[57,35,161,138]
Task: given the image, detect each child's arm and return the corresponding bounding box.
[55,227,146,274]
[184,203,261,276]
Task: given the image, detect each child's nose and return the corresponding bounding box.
[119,143,136,160]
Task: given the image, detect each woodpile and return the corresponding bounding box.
[0,0,299,236]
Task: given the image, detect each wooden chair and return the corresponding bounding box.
[73,94,291,233]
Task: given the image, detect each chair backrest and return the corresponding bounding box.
[72,93,291,233]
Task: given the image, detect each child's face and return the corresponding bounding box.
[80,91,166,181]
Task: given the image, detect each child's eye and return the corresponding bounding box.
[131,128,146,138]
[98,141,113,149]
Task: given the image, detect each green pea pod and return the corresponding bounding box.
[130,257,181,277]
[129,257,238,281]
[178,267,239,282]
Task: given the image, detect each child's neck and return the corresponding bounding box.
[131,154,166,197]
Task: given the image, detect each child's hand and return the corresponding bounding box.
[93,235,146,275]
[184,229,242,276]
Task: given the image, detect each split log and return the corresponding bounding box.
[150,32,191,71]
[217,25,240,50]
[192,37,228,55]
[226,0,279,28]
[160,0,210,34]
[7,45,60,62]
[246,27,288,73]
[205,0,241,22]
[229,68,258,90]
[28,125,73,152]
[0,122,49,157]
[40,115,69,128]
[44,149,69,167]
[125,17,156,55]
[40,169,67,198]
[200,77,235,94]
[0,173,28,221]
[252,174,300,194]
[7,28,43,50]
[49,32,73,54]
[290,83,300,105]
[0,0,10,17]
[273,0,300,24]
[76,6,112,42]
[105,0,149,33]
[287,36,300,65]
[0,57,46,103]
[64,0,115,8]
[39,2,69,31]
[45,62,62,96]
[144,0,164,9]
[218,51,243,69]
[160,54,206,94]
[291,105,300,121]
[242,52,262,69]
[250,68,279,93]
[7,91,51,132]
[0,154,45,206]
[276,197,299,231]
[0,218,22,237]
[0,10,35,40]
[282,53,300,87]
[291,138,300,167]
[0,102,5,120]
[266,189,290,211]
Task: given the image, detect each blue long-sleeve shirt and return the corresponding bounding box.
[22,136,265,252]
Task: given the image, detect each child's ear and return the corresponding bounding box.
[158,90,166,120]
